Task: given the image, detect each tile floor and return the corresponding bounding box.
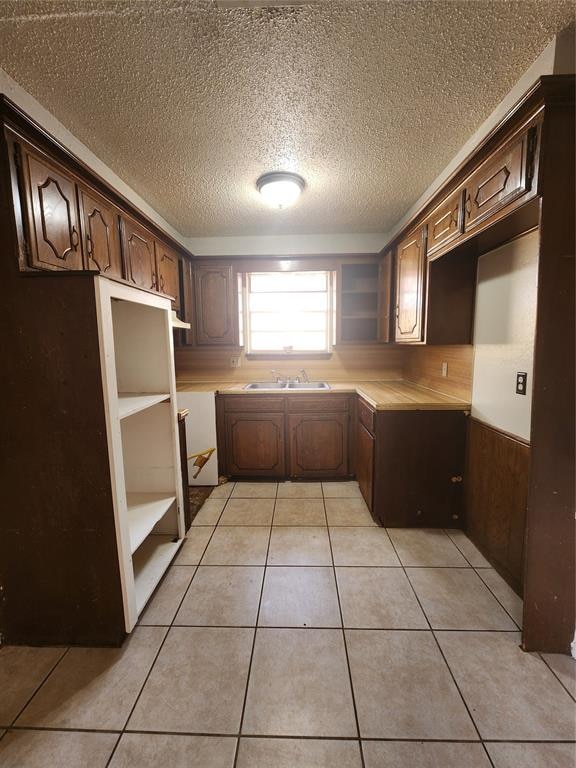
[1,480,575,767]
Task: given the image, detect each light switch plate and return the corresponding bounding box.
[230,356,240,368]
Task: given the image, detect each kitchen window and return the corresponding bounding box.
[240,270,335,354]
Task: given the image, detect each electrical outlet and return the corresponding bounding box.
[230,356,240,368]
[441,361,448,377]
[516,371,527,395]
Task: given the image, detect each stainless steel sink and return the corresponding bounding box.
[243,382,287,390]
[243,381,331,390]
[287,382,331,390]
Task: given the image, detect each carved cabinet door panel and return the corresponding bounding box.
[121,216,157,291]
[425,188,464,259]
[155,242,180,308]
[194,264,238,345]
[464,129,533,233]
[19,145,84,271]
[224,413,285,477]
[394,226,426,343]
[288,413,349,478]
[79,188,123,279]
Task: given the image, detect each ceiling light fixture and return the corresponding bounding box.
[257,171,305,209]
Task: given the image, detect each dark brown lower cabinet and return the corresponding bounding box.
[288,413,349,478]
[356,421,375,511]
[372,410,467,528]
[465,418,530,595]
[218,394,351,479]
[223,412,285,477]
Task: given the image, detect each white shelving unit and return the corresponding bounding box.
[126,493,177,554]
[118,393,170,419]
[95,278,184,632]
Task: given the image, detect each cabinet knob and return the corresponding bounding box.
[451,475,463,483]
[86,234,94,257]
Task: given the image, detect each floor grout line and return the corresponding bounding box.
[322,484,366,768]
[442,528,524,631]
[385,532,497,768]
[7,646,72,728]
[103,487,236,767]
[231,482,278,768]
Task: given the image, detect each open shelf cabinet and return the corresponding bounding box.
[96,278,184,633]
[337,262,382,343]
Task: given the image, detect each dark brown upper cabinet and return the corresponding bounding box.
[394,226,426,343]
[18,143,84,271]
[194,263,238,346]
[155,242,180,308]
[425,188,464,260]
[464,128,534,233]
[120,216,157,291]
[79,188,123,280]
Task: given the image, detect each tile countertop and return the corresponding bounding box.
[176,380,470,411]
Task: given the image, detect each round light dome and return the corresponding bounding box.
[257,172,305,209]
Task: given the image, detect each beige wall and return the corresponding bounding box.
[471,230,539,441]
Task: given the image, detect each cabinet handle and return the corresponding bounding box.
[451,475,463,483]
[464,195,472,217]
[71,227,79,248]
[86,234,93,257]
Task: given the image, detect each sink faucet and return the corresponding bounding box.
[270,369,286,384]
[299,368,310,383]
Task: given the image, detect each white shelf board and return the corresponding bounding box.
[132,534,182,615]
[118,393,170,419]
[127,492,176,554]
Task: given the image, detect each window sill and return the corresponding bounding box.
[244,352,333,361]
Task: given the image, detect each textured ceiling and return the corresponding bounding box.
[0,0,573,238]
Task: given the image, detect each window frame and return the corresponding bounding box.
[239,269,336,358]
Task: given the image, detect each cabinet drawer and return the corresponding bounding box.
[357,397,375,435]
[464,129,534,233]
[425,188,464,260]
[222,395,285,413]
[286,395,350,413]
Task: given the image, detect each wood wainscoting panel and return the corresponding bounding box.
[465,418,530,595]
[402,345,473,402]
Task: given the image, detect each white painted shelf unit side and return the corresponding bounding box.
[95,277,184,632]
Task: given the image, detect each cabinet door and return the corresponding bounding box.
[464,129,533,233]
[373,411,466,528]
[121,217,157,291]
[79,188,123,279]
[425,188,463,259]
[19,145,83,271]
[155,242,180,308]
[288,413,349,478]
[356,421,375,512]
[224,413,285,477]
[194,264,238,346]
[395,227,426,343]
